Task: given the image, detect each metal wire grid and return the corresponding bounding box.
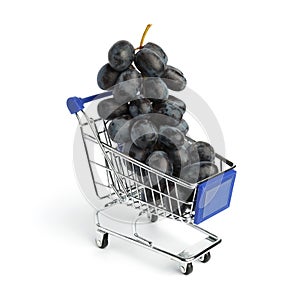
[77,112,231,224]
[77,114,199,222]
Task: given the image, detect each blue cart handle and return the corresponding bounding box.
[67,91,113,114]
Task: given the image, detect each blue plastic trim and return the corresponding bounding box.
[67,91,113,114]
[194,169,236,224]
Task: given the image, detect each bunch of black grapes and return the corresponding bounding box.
[97,40,219,215]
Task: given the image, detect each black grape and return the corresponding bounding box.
[162,66,187,91]
[158,125,185,149]
[108,40,135,72]
[147,113,179,130]
[113,68,141,104]
[143,42,168,64]
[142,77,168,100]
[176,119,189,135]
[175,162,219,206]
[180,162,219,183]
[107,115,132,143]
[121,141,151,176]
[97,63,120,90]
[129,97,152,117]
[131,119,158,149]
[146,150,173,176]
[188,141,215,163]
[167,145,190,178]
[122,141,151,164]
[97,98,129,120]
[134,48,165,77]
[152,100,183,121]
[168,95,186,114]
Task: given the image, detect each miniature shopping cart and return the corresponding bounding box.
[67,92,236,275]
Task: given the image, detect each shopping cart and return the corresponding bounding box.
[67,92,236,275]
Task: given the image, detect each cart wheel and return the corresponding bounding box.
[149,214,158,223]
[95,233,109,249]
[199,252,211,263]
[180,263,193,275]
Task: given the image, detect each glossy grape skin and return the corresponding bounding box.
[97,63,120,90]
[147,113,179,130]
[97,98,129,120]
[130,113,179,131]
[143,42,168,64]
[108,40,135,72]
[121,141,152,175]
[176,119,189,135]
[150,113,179,128]
[158,125,185,149]
[174,162,219,206]
[180,162,219,183]
[162,66,187,91]
[180,163,200,183]
[122,141,150,162]
[113,68,141,104]
[142,77,168,100]
[153,100,183,121]
[107,115,132,143]
[198,162,219,180]
[167,145,190,178]
[134,48,165,77]
[130,119,158,149]
[146,150,173,176]
[168,95,186,114]
[129,97,152,117]
[144,150,173,192]
[188,141,215,163]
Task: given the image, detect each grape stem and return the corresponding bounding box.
[136,24,152,50]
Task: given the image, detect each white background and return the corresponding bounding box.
[1,0,299,299]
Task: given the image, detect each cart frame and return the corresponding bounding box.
[67,92,236,275]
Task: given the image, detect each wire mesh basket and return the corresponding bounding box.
[67,92,236,274]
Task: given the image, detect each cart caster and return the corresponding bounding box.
[180,263,193,275]
[95,232,109,249]
[147,211,158,222]
[199,252,211,263]
[149,214,158,223]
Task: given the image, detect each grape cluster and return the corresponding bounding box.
[97,40,186,102]
[97,38,219,213]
